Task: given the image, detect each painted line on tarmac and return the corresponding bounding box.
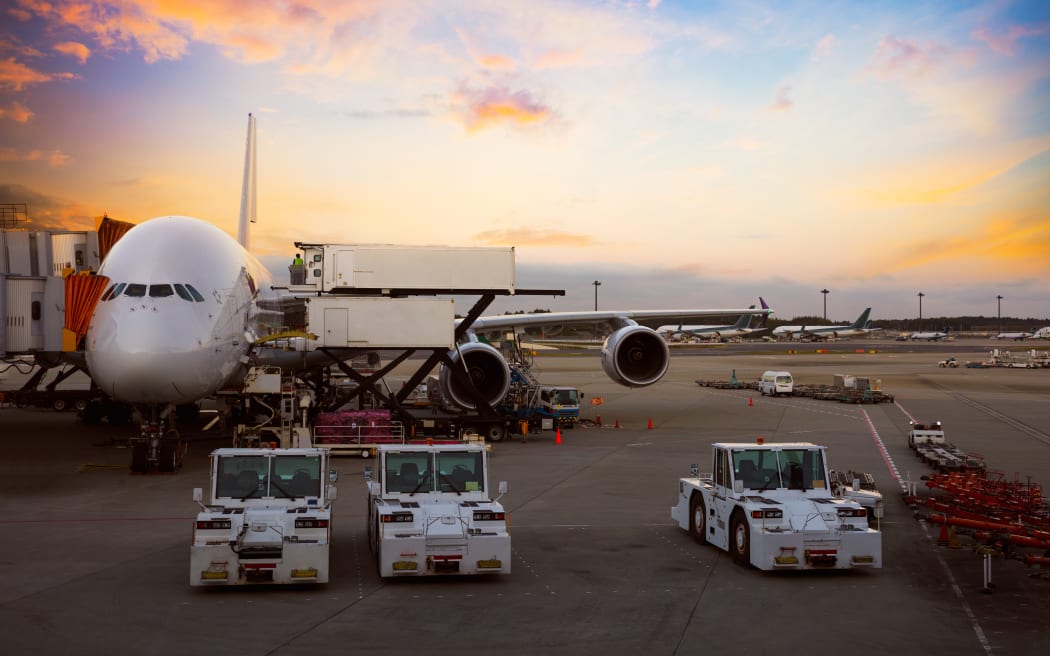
[861,408,906,493]
[919,518,993,655]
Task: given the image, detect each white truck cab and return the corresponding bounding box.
[190,447,336,586]
[671,440,881,570]
[366,443,510,577]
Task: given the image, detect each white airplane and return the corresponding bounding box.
[992,331,1032,340]
[81,114,775,452]
[1033,327,1050,340]
[772,308,873,340]
[910,330,949,341]
[655,298,770,341]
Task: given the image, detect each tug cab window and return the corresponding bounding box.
[436,450,484,493]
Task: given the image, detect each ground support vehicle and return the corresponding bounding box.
[190,447,336,586]
[907,421,985,472]
[365,443,510,577]
[830,469,885,527]
[502,381,581,436]
[939,357,959,368]
[758,370,793,396]
[908,420,946,447]
[671,440,882,570]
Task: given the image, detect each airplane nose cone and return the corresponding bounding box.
[86,307,235,404]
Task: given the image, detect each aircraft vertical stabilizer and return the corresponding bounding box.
[237,113,257,249]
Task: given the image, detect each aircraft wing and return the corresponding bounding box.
[463,308,773,334]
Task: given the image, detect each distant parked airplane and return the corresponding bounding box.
[657,298,770,341]
[992,331,1032,340]
[1033,327,1050,340]
[772,308,874,340]
[910,330,949,341]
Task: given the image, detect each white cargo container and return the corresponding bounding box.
[292,243,515,293]
[305,296,455,348]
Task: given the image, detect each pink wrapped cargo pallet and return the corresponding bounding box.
[314,409,403,446]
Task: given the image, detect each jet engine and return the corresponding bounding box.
[600,325,670,387]
[439,341,512,410]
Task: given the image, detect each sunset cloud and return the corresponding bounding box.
[972,24,1049,56]
[54,41,91,64]
[868,35,947,78]
[0,57,76,91]
[767,85,793,112]
[0,147,72,167]
[811,34,838,62]
[454,84,556,133]
[0,101,33,122]
[472,227,597,248]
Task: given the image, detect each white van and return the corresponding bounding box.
[758,371,793,396]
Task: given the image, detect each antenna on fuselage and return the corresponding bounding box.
[237,113,257,249]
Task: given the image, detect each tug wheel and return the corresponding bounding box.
[730,513,751,567]
[689,494,708,545]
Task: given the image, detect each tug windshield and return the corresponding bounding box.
[731,447,826,491]
[385,450,485,494]
[215,454,321,499]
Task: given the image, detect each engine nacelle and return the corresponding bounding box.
[439,341,512,410]
[600,325,670,388]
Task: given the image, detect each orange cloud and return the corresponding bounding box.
[534,48,583,70]
[455,84,556,133]
[472,227,597,248]
[888,213,1050,274]
[0,147,72,167]
[0,56,76,90]
[54,40,90,63]
[0,101,33,122]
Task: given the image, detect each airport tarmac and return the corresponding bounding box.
[1,340,1048,655]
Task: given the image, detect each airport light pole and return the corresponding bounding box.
[917,292,925,331]
[997,295,1003,334]
[593,280,601,311]
[821,289,829,320]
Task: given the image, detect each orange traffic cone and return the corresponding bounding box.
[614,419,621,429]
[647,417,653,430]
[937,520,949,545]
[556,427,562,444]
[748,397,753,406]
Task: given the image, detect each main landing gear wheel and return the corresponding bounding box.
[487,424,506,442]
[689,494,708,545]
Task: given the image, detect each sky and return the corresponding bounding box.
[1,0,1048,322]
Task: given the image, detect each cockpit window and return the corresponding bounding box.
[124,283,147,298]
[149,284,174,298]
[108,283,126,300]
[101,284,117,301]
[173,284,193,302]
[184,284,205,302]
